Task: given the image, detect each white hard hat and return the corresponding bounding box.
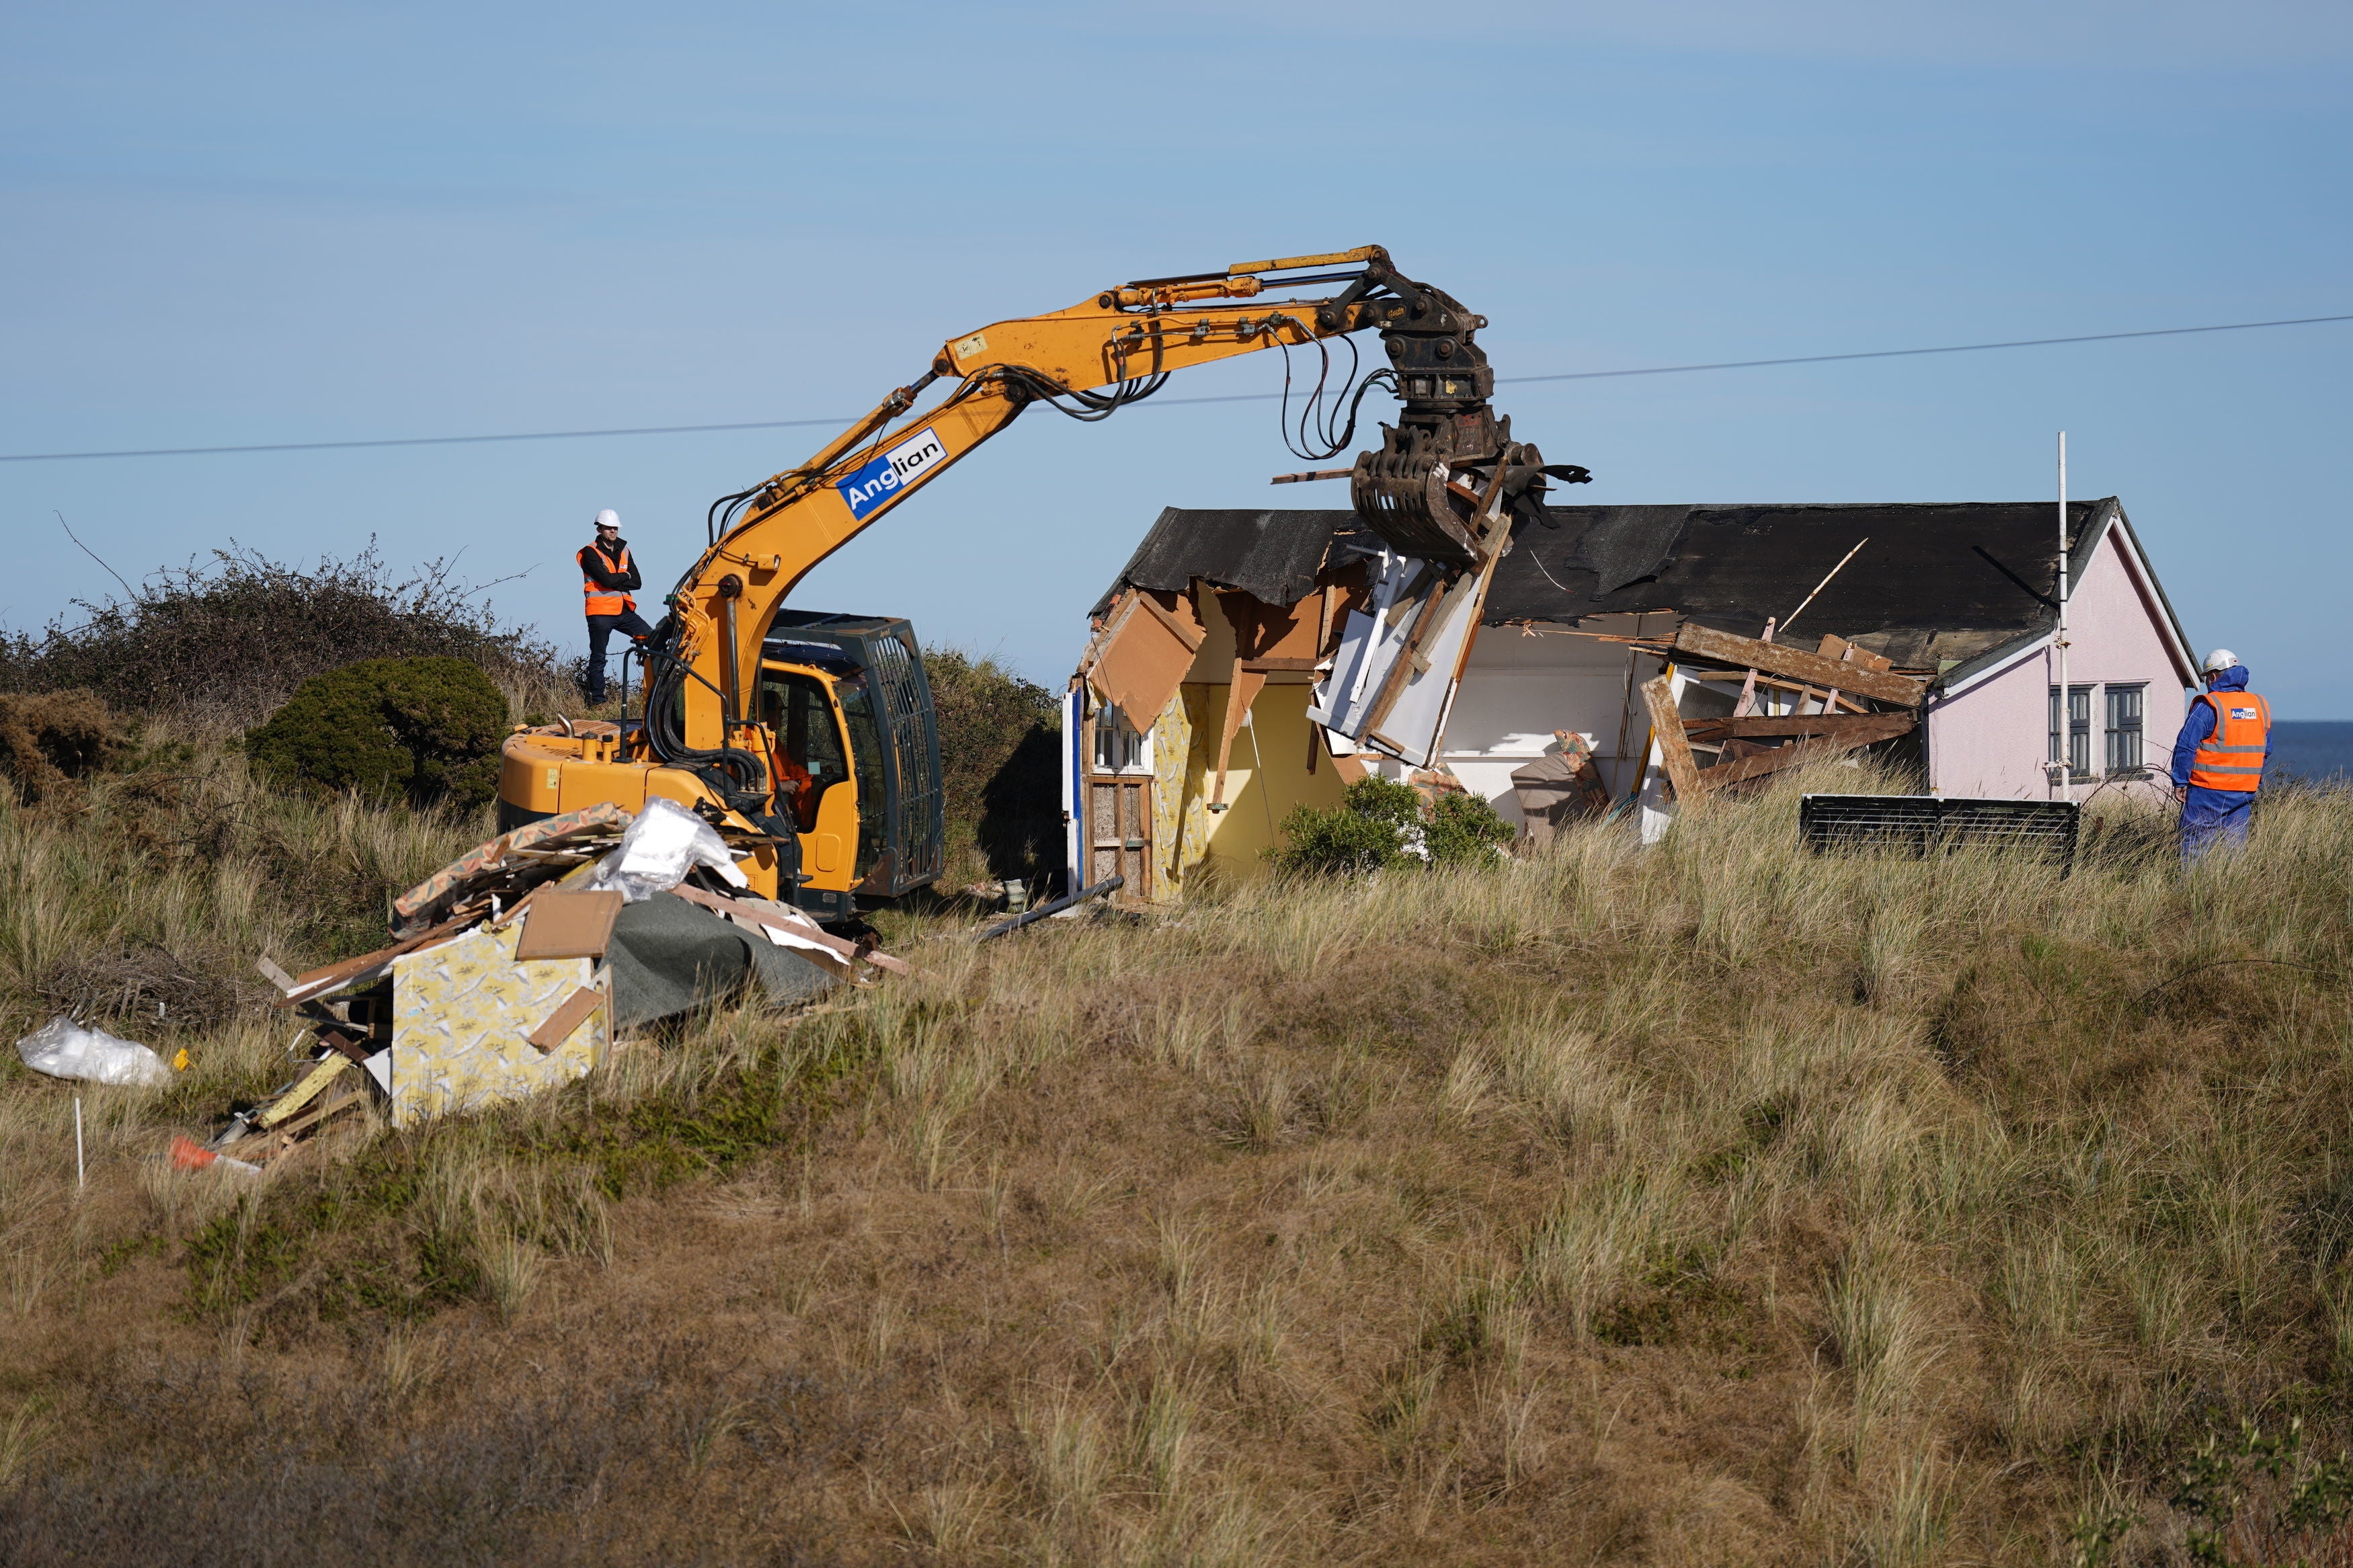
[2202,648,2239,674]
[594,509,620,529]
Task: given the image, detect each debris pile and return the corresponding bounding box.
[198,797,906,1167]
[1631,624,1928,802]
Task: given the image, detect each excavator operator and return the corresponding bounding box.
[578,508,650,706]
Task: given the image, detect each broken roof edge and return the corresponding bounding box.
[1931,625,2058,700]
[1088,505,1183,620]
[1088,505,1356,620]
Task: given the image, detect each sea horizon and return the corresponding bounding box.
[2268,720,2353,785]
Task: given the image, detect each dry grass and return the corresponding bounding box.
[3,751,2352,1563]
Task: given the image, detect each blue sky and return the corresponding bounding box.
[5,2,2348,712]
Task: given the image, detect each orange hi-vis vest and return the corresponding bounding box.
[2189,690,2270,792]
[582,543,635,617]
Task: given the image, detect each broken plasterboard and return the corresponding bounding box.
[1086,589,1205,732]
[1308,546,1487,770]
[387,917,608,1127]
[514,889,625,960]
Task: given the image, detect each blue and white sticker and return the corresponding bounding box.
[837,427,949,520]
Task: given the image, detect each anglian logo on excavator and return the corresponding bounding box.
[837,427,948,520]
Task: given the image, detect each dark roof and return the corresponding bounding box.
[1490,499,2151,671]
[1092,507,1361,617]
[1095,498,2190,679]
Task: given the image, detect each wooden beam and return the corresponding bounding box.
[1213,593,1265,804]
[1639,675,1704,801]
[277,912,473,1007]
[1702,728,1903,789]
[1670,622,1928,708]
[1681,667,1869,712]
[1684,714,1915,745]
[527,985,607,1054]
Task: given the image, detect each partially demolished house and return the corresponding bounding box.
[1063,498,2196,899]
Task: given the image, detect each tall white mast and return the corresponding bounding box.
[2055,431,2071,803]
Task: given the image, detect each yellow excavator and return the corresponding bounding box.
[497,244,1581,918]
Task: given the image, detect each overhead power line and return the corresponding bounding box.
[3,311,2345,465]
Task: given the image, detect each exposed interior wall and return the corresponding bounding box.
[1925,528,2188,800]
[1076,581,1355,904]
[1432,613,1667,827]
[1168,682,1351,893]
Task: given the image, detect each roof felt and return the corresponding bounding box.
[1095,499,2179,677]
[1092,507,1357,617]
[1489,500,2120,669]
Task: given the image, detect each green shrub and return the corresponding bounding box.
[1,544,563,725]
[1427,788,1517,864]
[246,656,508,809]
[923,648,1063,886]
[1267,776,1512,876]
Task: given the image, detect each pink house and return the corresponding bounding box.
[1919,501,2196,800]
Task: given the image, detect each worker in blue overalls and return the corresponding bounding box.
[2169,649,2272,863]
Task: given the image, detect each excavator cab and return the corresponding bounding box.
[759,610,944,920]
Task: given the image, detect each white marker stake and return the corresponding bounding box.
[75,1096,85,1190]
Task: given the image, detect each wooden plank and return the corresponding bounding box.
[1702,728,1903,788]
[278,913,473,1007]
[255,1053,353,1129]
[1816,633,1894,673]
[317,1030,373,1064]
[526,985,606,1053]
[1670,623,1927,708]
[1683,668,1869,712]
[1684,714,1916,744]
[1213,592,1267,804]
[1090,590,1203,733]
[247,1087,368,1157]
[1639,675,1704,801]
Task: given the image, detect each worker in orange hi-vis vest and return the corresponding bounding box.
[2169,649,2272,863]
[578,509,651,707]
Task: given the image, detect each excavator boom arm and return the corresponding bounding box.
[624,243,1546,880]
[656,247,1424,768]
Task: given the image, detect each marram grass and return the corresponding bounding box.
[3,744,2352,1565]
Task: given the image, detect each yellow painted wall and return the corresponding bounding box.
[1158,681,1351,896]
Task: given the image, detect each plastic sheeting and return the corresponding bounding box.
[15,1015,173,1087]
[587,797,750,903]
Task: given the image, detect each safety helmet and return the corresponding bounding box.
[2202,648,2240,674]
[594,509,621,530]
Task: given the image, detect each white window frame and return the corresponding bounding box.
[1090,701,1154,776]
